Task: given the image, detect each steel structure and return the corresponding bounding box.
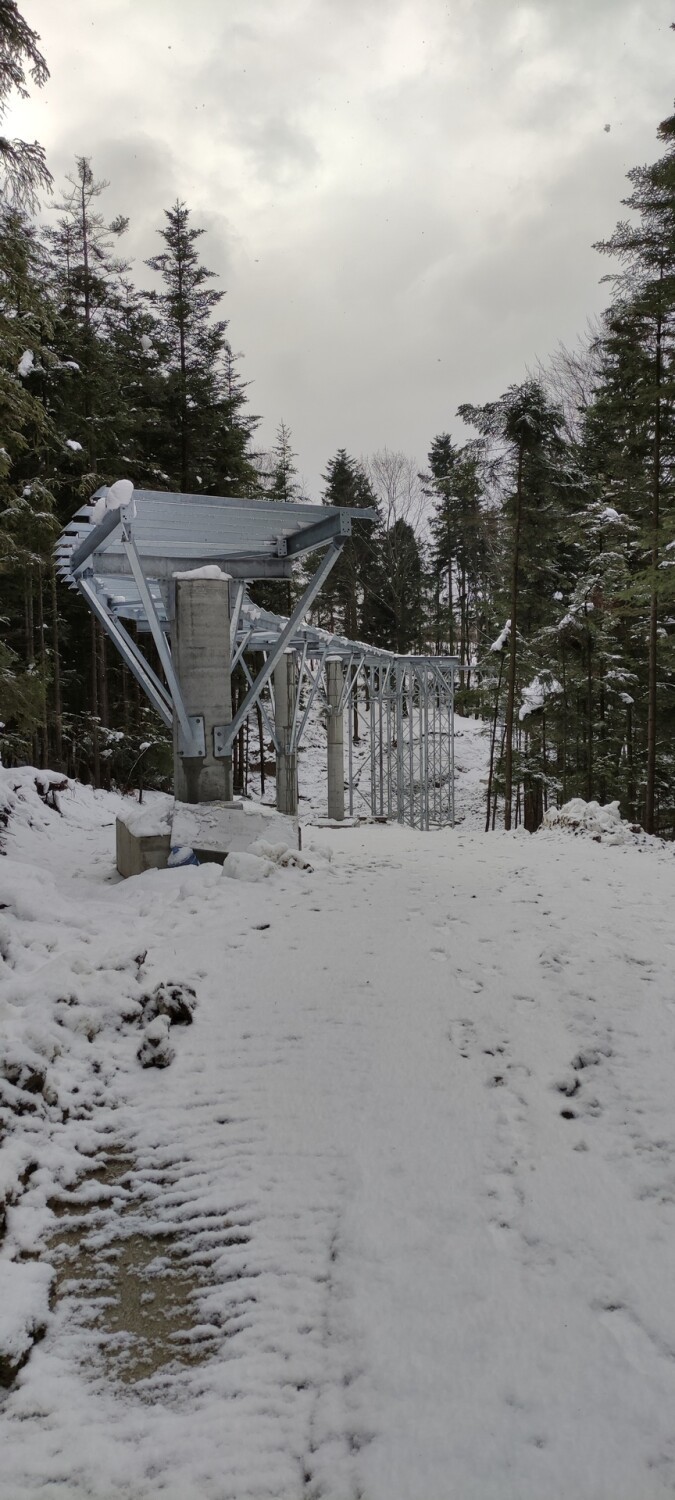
[56,488,458,827]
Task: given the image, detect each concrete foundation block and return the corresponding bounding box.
[116,819,171,878]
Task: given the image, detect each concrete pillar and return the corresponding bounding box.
[173,576,232,804]
[274,652,298,816]
[326,658,345,821]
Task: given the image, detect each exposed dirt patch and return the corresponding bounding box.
[49,1149,219,1389]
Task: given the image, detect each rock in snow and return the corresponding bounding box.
[137,1014,175,1068]
[0,1264,53,1387]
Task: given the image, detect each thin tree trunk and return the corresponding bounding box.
[492,723,507,829]
[504,444,524,830]
[90,614,101,788]
[121,664,130,733]
[36,566,48,767]
[542,710,547,814]
[98,628,109,727]
[645,300,663,835]
[256,701,265,796]
[25,568,34,662]
[560,644,567,804]
[485,654,504,832]
[50,565,63,767]
[586,632,593,802]
[626,702,635,819]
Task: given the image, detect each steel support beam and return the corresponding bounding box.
[326,658,345,821]
[218,540,346,754]
[274,653,298,816]
[78,577,172,728]
[123,536,198,754]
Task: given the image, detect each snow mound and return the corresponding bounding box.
[0,765,69,841]
[542,798,648,845]
[247,838,314,870]
[0,1262,53,1386]
[222,850,275,882]
[173,565,232,581]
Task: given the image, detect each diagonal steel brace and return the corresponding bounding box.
[218,540,345,754]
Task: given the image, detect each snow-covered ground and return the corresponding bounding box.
[2,742,675,1499]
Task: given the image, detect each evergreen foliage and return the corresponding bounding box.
[145,202,258,496]
[0,163,258,786]
[0,0,51,207]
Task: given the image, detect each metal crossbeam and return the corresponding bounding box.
[78,577,172,728]
[217,540,346,754]
[122,533,198,754]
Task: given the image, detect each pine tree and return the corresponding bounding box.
[459,382,567,829]
[43,157,129,477]
[269,420,300,502]
[425,436,488,696]
[319,449,378,638]
[0,205,60,764]
[592,115,675,832]
[146,202,257,495]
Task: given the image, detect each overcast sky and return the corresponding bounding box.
[8,0,675,494]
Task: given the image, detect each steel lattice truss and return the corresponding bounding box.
[56,488,459,828]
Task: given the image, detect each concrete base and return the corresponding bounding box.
[172,800,300,862]
[116,819,171,878]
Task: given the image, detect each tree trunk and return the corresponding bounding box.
[504,444,524,830]
[492,724,507,830]
[90,614,101,788]
[24,568,34,662]
[586,631,593,802]
[645,300,663,835]
[626,702,635,819]
[256,701,265,796]
[36,566,48,767]
[50,566,63,767]
[485,654,504,832]
[98,628,109,727]
[560,644,567,804]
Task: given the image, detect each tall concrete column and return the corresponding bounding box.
[274,652,298,816]
[173,576,232,804]
[326,658,345,821]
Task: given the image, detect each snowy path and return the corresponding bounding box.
[2,788,675,1498]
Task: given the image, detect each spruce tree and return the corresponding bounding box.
[0,205,60,764]
[592,115,675,832]
[459,382,567,829]
[319,449,378,638]
[146,202,257,495]
[425,436,487,695]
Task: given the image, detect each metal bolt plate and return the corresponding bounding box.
[213,724,230,757]
[178,714,205,757]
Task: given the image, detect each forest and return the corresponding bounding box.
[1,4,674,836]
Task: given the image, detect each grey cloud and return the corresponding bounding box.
[18,0,675,493]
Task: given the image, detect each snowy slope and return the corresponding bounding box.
[2,764,675,1499]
